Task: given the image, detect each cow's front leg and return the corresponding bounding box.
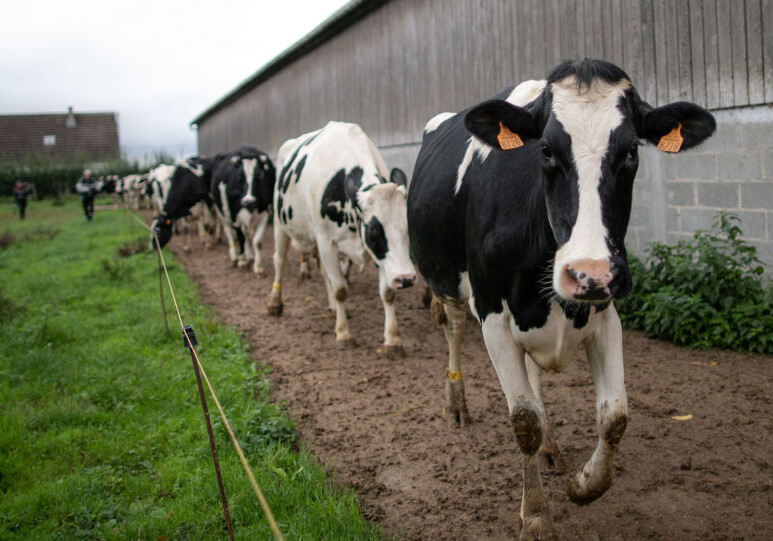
[376,273,404,359]
[266,228,290,316]
[317,243,353,348]
[236,226,252,268]
[526,355,565,474]
[435,298,471,426]
[220,223,239,266]
[251,211,270,276]
[481,310,554,540]
[567,305,628,505]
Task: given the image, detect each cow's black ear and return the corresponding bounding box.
[636,100,716,152]
[390,168,407,187]
[344,167,364,209]
[464,99,540,150]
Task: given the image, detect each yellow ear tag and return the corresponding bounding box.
[656,124,683,153]
[496,121,524,150]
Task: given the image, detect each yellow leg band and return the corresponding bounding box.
[447,370,462,381]
[272,282,281,291]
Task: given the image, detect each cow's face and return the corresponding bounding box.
[150,215,173,249]
[465,61,715,304]
[352,171,416,290]
[231,156,259,210]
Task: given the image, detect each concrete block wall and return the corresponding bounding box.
[382,105,773,271]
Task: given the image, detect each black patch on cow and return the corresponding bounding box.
[348,226,356,233]
[344,167,364,209]
[363,217,388,261]
[293,155,307,184]
[547,58,631,88]
[278,132,319,193]
[287,206,293,221]
[320,169,347,226]
[281,210,287,224]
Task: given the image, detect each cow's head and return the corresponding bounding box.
[346,168,417,290]
[465,59,715,303]
[229,151,275,212]
[150,214,173,249]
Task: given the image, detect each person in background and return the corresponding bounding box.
[13,181,33,220]
[75,169,98,221]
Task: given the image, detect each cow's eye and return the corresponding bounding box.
[627,143,638,161]
[541,144,553,159]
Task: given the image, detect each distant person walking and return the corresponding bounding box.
[75,169,98,221]
[13,181,32,220]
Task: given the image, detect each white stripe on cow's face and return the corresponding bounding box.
[550,76,630,297]
[241,158,258,202]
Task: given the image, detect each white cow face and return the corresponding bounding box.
[356,182,417,290]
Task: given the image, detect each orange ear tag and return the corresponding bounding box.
[656,124,683,153]
[496,122,524,150]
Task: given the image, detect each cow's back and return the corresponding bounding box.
[275,122,388,250]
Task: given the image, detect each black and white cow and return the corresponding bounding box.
[210,145,275,274]
[147,163,177,214]
[151,156,215,251]
[407,59,715,538]
[266,121,416,356]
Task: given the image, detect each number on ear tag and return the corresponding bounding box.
[657,124,683,153]
[497,122,524,150]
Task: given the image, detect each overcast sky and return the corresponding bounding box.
[0,0,350,161]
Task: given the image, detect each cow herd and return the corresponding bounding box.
[142,59,715,538]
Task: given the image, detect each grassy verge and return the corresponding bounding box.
[0,197,381,540]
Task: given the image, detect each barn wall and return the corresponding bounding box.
[196,0,773,266]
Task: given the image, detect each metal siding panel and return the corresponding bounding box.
[717,0,736,107]
[653,0,670,105]
[623,0,645,88]
[731,0,749,106]
[559,0,578,62]
[703,0,721,109]
[676,0,694,101]
[610,0,624,67]
[664,1,682,102]
[689,0,707,106]
[764,0,773,102]
[746,0,765,104]
[586,0,604,58]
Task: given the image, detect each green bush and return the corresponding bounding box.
[617,211,773,353]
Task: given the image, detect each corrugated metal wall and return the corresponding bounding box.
[196,0,773,157]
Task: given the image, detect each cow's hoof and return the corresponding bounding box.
[377,344,406,359]
[519,515,556,541]
[299,270,311,280]
[336,338,357,350]
[182,245,191,253]
[566,469,612,506]
[255,267,266,277]
[443,379,471,426]
[267,302,284,317]
[204,242,213,249]
[237,259,249,268]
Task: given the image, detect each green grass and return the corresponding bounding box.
[0,197,381,540]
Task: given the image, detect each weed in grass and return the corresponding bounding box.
[117,237,148,257]
[0,231,14,249]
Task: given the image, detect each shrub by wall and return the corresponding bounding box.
[617,212,773,354]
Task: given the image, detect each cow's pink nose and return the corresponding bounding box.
[391,274,416,290]
[561,259,613,301]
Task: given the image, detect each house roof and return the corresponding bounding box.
[191,0,389,127]
[0,109,120,162]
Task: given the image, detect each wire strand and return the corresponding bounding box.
[127,209,284,541]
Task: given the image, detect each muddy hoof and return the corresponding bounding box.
[566,470,612,506]
[377,344,406,359]
[255,267,266,277]
[299,270,311,280]
[182,245,191,253]
[336,338,357,350]
[236,259,249,268]
[267,302,284,317]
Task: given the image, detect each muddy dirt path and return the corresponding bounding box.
[169,227,772,540]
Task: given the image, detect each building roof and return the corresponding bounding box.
[0,108,120,163]
[191,0,389,127]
